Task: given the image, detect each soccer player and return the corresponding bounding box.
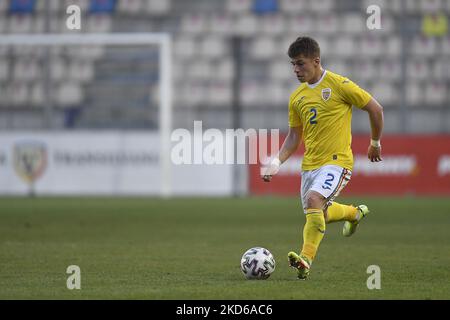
[262,37,384,280]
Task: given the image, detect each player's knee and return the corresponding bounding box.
[306,192,326,210]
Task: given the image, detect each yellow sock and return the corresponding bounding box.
[300,209,325,262]
[325,202,358,223]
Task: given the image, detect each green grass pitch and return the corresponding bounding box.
[0,196,449,299]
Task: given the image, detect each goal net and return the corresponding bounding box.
[0,33,172,197]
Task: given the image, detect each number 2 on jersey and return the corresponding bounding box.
[309,108,318,124]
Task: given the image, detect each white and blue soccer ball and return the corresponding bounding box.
[240,247,276,280]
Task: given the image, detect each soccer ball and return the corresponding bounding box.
[240,247,276,280]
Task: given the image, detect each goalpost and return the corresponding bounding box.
[0,33,173,197]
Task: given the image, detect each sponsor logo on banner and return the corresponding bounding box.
[13,141,47,184]
[438,155,450,176]
[353,156,418,176]
[249,134,450,196]
[276,156,419,176]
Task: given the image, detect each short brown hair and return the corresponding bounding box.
[288,36,320,59]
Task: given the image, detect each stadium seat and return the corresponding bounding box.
[370,82,399,105]
[324,59,349,77]
[182,82,207,107]
[333,36,356,58]
[419,0,442,12]
[280,34,297,53]
[288,15,314,34]
[385,37,402,57]
[29,83,45,106]
[405,81,424,106]
[56,82,84,106]
[8,14,33,33]
[187,60,212,80]
[46,17,61,33]
[76,45,105,60]
[425,82,447,105]
[0,58,9,81]
[441,37,450,55]
[405,0,421,13]
[431,59,448,80]
[340,13,365,35]
[10,45,35,58]
[259,14,286,36]
[312,36,330,56]
[214,59,235,81]
[249,36,277,60]
[0,46,8,56]
[9,0,36,13]
[7,83,29,106]
[379,60,402,81]
[389,0,403,12]
[181,14,208,34]
[33,16,45,33]
[69,61,95,82]
[208,81,232,106]
[145,0,171,16]
[226,0,252,13]
[90,0,117,14]
[406,59,430,81]
[49,58,66,82]
[407,111,442,133]
[351,60,376,81]
[316,14,339,35]
[309,0,335,13]
[265,81,290,105]
[0,15,7,33]
[64,0,90,12]
[378,13,396,34]
[13,59,40,82]
[173,36,197,59]
[116,0,142,14]
[35,0,60,13]
[369,0,398,15]
[410,36,438,57]
[269,60,293,81]
[446,0,450,13]
[252,0,279,15]
[86,15,113,33]
[233,14,258,36]
[0,0,8,14]
[0,85,6,107]
[240,81,262,106]
[208,13,233,35]
[279,0,308,14]
[199,36,228,59]
[360,36,383,57]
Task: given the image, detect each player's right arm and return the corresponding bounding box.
[278,125,303,163]
[262,125,302,182]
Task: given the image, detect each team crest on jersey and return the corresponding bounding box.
[321,88,332,101]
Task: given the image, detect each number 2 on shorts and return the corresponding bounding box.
[322,173,335,190]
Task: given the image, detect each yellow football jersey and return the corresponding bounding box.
[288,70,372,171]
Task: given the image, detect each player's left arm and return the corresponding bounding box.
[361,98,384,162]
